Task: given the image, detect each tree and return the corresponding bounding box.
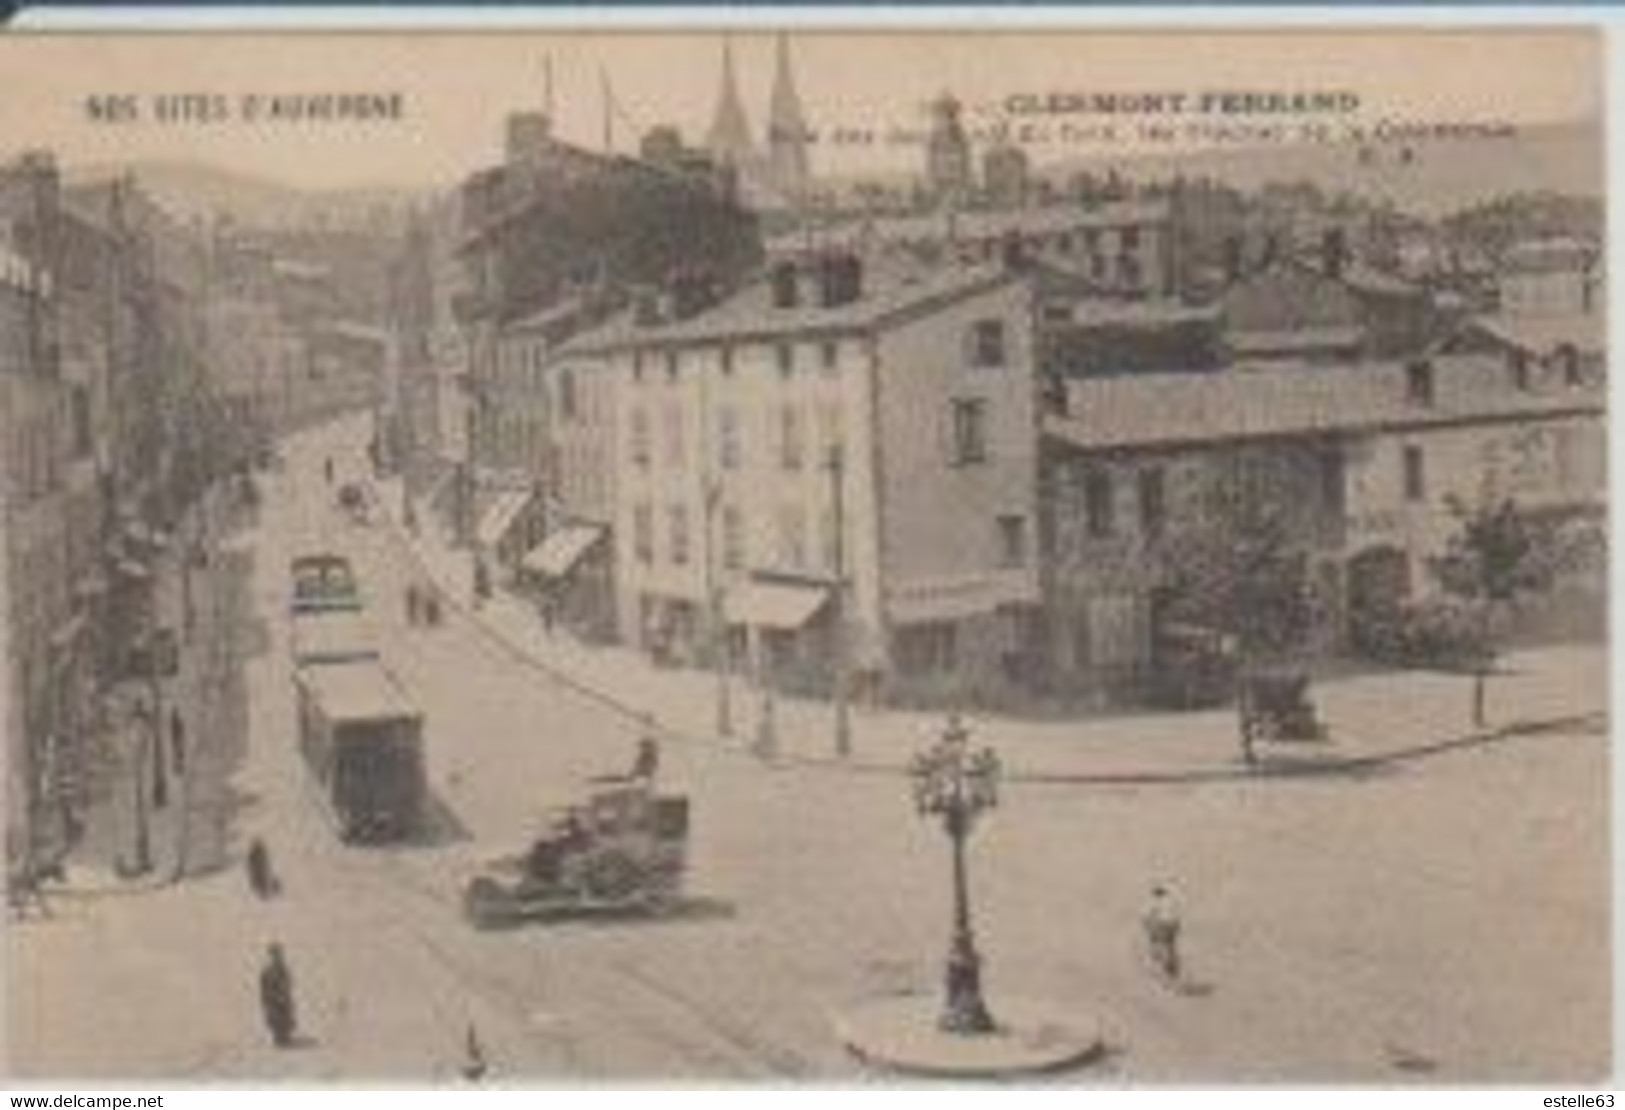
[1429,496,1567,727]
[1157,459,1318,763]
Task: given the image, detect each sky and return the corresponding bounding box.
[0,28,1602,193]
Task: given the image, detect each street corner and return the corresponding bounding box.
[832,994,1105,1080]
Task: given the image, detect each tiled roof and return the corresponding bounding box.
[1046,356,1604,453]
[561,259,1019,352]
[1503,238,1600,274]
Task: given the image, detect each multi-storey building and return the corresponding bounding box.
[565,253,1042,701]
[1,241,78,869]
[1042,346,1606,700]
[768,199,1175,299]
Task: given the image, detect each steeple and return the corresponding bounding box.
[707,37,757,171]
[766,33,811,200]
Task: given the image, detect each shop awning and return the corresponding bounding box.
[724,580,830,630]
[521,525,605,578]
[49,615,86,653]
[111,556,152,581]
[476,489,534,548]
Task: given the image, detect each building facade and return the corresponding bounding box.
[564,255,1041,703]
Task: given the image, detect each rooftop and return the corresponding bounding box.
[767,199,1170,255]
[1503,237,1601,274]
[1468,312,1606,357]
[1046,355,1604,453]
[560,258,1020,352]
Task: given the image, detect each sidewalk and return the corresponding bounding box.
[372,474,1607,786]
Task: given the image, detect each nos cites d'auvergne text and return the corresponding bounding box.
[84,92,406,125]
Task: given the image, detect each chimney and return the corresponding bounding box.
[771,260,800,309]
[669,266,718,321]
[634,289,664,327]
[815,254,864,308]
[1321,226,1348,280]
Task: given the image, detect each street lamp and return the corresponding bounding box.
[826,445,851,758]
[909,715,1001,1034]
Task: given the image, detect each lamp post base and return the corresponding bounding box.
[835,996,1103,1079]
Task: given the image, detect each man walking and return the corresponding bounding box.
[258,943,298,1048]
[1143,883,1183,988]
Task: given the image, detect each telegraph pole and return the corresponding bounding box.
[704,479,733,737]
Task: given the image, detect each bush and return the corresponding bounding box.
[1355,599,1492,671]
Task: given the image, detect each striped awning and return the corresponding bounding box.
[521,525,605,578]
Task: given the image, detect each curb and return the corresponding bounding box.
[371,483,1606,791]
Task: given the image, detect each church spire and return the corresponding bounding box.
[707,37,756,170]
[767,32,811,199]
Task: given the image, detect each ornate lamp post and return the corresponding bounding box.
[909,715,1001,1034]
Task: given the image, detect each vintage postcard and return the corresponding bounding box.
[0,26,1607,1085]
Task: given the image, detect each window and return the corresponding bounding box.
[818,402,844,462]
[718,405,741,470]
[632,350,646,382]
[70,385,91,459]
[819,507,838,572]
[1406,360,1434,406]
[720,344,735,376]
[776,342,795,378]
[1509,351,1531,391]
[949,398,989,466]
[1557,344,1583,387]
[820,340,840,373]
[721,506,744,571]
[1137,468,1165,538]
[633,504,653,564]
[669,504,690,565]
[1403,445,1426,502]
[1319,450,1343,511]
[969,320,1007,369]
[777,505,807,570]
[630,408,651,468]
[997,514,1027,568]
[665,350,681,382]
[896,621,958,674]
[780,405,804,470]
[558,368,577,421]
[1120,225,1142,252]
[663,403,685,468]
[1085,469,1114,538]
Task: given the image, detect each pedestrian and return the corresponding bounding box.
[631,734,660,782]
[323,457,335,486]
[258,942,298,1048]
[460,1022,488,1083]
[169,708,187,776]
[246,837,278,900]
[406,583,421,627]
[1143,883,1183,988]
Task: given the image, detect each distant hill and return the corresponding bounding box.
[1049,120,1601,220]
[64,159,434,232]
[821,118,1601,221]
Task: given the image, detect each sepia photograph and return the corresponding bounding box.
[0,25,1608,1085]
